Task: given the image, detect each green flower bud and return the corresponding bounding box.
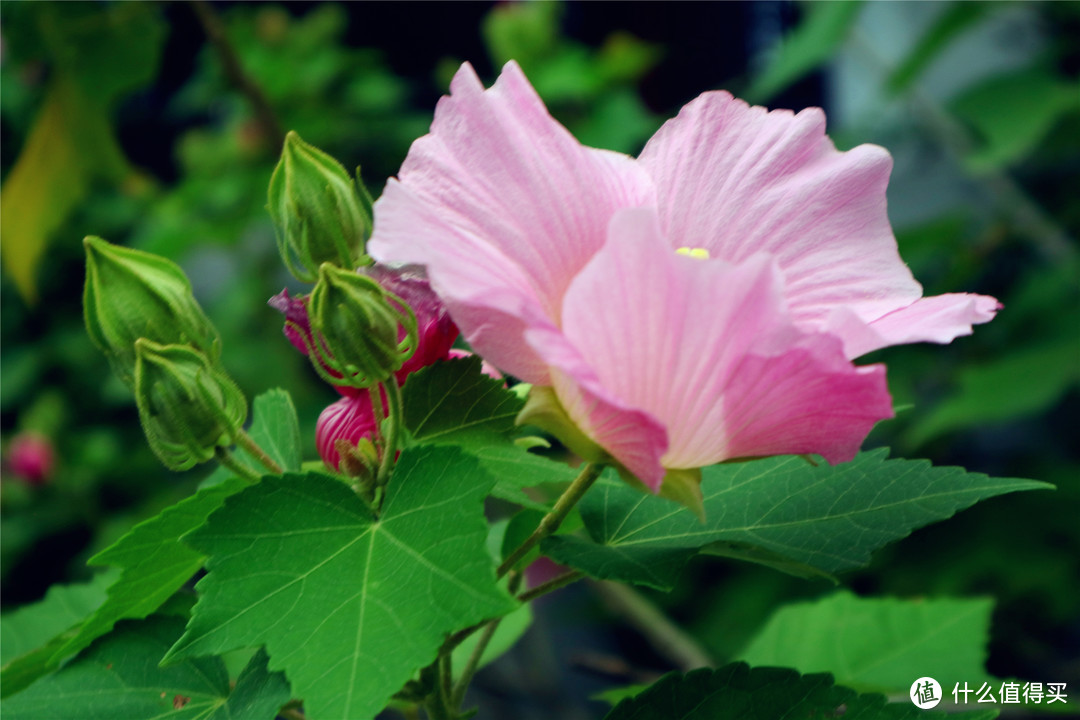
[304,263,418,389]
[269,131,373,282]
[134,340,247,471]
[83,236,221,387]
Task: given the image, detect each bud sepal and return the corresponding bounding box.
[84,236,221,387]
[269,131,373,282]
[134,340,247,471]
[298,264,418,390]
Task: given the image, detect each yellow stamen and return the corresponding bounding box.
[676,247,710,260]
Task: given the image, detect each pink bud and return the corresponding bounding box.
[270,265,460,395]
[315,393,379,471]
[8,432,55,486]
[361,265,459,381]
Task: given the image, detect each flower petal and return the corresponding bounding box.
[824,292,1002,358]
[538,207,892,479]
[369,61,653,381]
[639,91,921,327]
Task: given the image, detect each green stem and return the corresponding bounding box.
[589,580,714,671]
[368,385,386,447]
[214,447,260,483]
[375,375,403,487]
[497,463,604,578]
[517,569,583,604]
[451,617,501,709]
[234,429,283,474]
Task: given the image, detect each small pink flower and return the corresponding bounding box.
[368,62,999,491]
[8,432,55,486]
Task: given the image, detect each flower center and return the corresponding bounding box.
[675,247,710,260]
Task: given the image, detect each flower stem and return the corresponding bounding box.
[497,462,605,578]
[589,580,714,671]
[233,429,283,474]
[214,447,260,483]
[516,569,583,604]
[451,617,502,709]
[375,375,403,487]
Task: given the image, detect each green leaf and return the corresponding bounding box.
[244,388,303,472]
[50,479,250,668]
[403,356,523,447]
[470,444,576,510]
[1,616,290,720]
[544,450,1050,590]
[739,591,994,694]
[166,447,516,720]
[0,3,165,302]
[404,356,576,508]
[746,2,864,103]
[910,338,1080,446]
[952,68,1080,171]
[1,571,117,665]
[603,663,999,720]
[0,571,120,698]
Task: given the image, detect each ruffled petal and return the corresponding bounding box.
[824,293,1002,358]
[639,91,921,327]
[545,208,892,475]
[369,61,654,381]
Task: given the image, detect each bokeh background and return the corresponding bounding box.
[2,2,1078,718]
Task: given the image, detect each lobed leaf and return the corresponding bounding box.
[166,447,516,720]
[545,450,1050,590]
[52,479,250,669]
[1,616,289,720]
[404,356,578,508]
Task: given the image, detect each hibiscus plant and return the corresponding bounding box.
[1,61,1055,720]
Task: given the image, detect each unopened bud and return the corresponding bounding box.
[303,264,417,388]
[134,340,247,471]
[317,393,381,473]
[269,131,373,281]
[83,236,220,386]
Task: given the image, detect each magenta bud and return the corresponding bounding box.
[360,265,459,380]
[316,393,380,471]
[8,432,55,486]
[270,264,460,393]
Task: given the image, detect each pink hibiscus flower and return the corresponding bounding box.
[368,61,999,491]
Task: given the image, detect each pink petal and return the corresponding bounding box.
[532,208,893,484]
[638,91,922,327]
[525,322,669,490]
[368,61,654,381]
[823,293,1001,358]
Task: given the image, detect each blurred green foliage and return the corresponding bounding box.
[2,0,1078,714]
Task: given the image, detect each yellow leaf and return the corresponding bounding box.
[1,78,129,303]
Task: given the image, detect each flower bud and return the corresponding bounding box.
[270,265,460,394]
[269,131,373,282]
[362,265,459,379]
[7,432,55,486]
[83,236,221,386]
[303,263,418,389]
[316,393,380,472]
[134,340,247,471]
